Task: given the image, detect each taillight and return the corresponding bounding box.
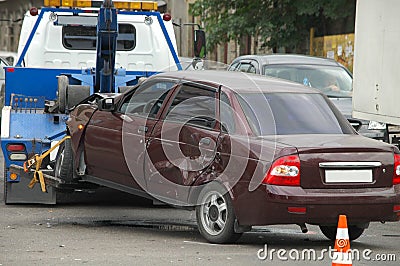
[7,144,26,152]
[263,154,301,186]
[393,154,400,185]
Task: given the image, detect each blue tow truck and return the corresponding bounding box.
[1,0,191,204]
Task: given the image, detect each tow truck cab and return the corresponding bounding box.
[17,1,179,72]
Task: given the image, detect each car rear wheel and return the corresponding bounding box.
[195,182,242,244]
[319,225,366,241]
[54,137,74,182]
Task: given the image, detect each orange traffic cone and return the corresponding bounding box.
[332,215,352,266]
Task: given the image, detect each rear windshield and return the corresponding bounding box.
[62,24,136,51]
[237,92,353,135]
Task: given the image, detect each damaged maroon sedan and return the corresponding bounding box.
[57,70,400,243]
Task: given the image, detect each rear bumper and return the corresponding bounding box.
[234,184,400,226]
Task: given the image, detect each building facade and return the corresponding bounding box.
[0,0,42,52]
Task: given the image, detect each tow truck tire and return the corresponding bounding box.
[319,225,365,241]
[54,137,74,182]
[57,75,69,114]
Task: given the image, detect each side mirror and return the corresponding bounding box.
[194,29,206,58]
[98,98,115,112]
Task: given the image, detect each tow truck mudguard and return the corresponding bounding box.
[23,136,71,192]
[9,164,65,189]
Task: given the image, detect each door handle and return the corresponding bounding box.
[138,125,148,133]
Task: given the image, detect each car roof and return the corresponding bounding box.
[232,54,341,67]
[153,70,319,94]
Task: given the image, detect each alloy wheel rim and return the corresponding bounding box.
[200,191,227,236]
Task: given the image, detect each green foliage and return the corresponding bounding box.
[189,0,355,54]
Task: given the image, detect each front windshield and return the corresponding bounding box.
[262,65,352,98]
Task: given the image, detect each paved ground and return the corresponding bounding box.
[0,154,399,265]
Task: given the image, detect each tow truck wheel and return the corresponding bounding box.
[57,75,69,114]
[319,224,366,241]
[54,137,73,182]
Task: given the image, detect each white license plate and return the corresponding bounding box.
[325,169,373,183]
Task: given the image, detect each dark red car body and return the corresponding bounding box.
[65,70,400,243]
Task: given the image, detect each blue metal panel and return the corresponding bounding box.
[1,112,67,181]
[8,113,68,140]
[3,67,156,105]
[4,67,82,106]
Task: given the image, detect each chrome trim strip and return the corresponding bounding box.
[319,161,382,168]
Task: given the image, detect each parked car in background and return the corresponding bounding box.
[228,54,388,142]
[55,70,400,243]
[179,57,228,71]
[0,51,18,66]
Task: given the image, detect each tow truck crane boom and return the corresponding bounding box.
[95,0,118,93]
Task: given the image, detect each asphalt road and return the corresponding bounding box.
[0,155,399,265]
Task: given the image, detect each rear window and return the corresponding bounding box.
[237,92,353,135]
[62,24,136,51]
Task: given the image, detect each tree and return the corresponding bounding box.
[189,0,355,54]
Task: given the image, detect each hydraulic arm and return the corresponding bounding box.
[95,0,118,93]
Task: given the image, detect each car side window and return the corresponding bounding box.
[165,84,217,129]
[229,60,259,74]
[119,80,175,118]
[238,62,256,73]
[220,92,236,133]
[228,62,240,71]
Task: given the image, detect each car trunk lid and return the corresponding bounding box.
[273,134,395,189]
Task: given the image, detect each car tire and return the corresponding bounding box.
[54,137,74,182]
[319,225,365,241]
[195,182,242,244]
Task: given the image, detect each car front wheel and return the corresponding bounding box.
[54,137,74,182]
[196,182,242,244]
